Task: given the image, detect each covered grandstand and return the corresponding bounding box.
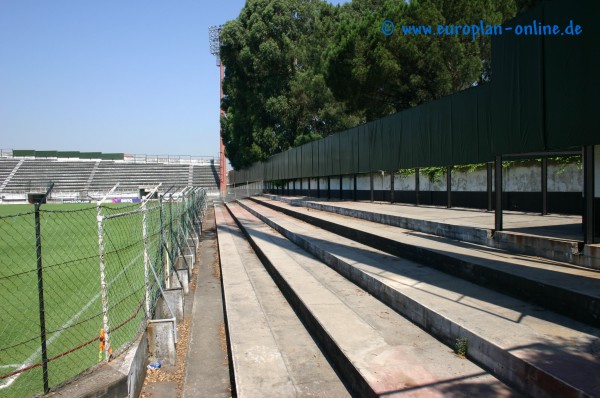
[0,149,220,202]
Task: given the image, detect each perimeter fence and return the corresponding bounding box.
[0,188,208,397]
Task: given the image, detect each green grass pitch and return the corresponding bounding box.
[0,202,173,397]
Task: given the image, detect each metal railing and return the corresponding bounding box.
[0,149,219,166]
[223,182,265,203]
[124,154,218,165]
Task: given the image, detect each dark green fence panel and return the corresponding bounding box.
[320,136,330,176]
[289,147,296,179]
[310,141,319,179]
[339,129,354,175]
[430,96,453,167]
[330,134,341,176]
[101,153,124,160]
[450,86,481,165]
[400,106,429,168]
[35,151,57,158]
[543,0,597,148]
[491,6,545,156]
[276,152,285,180]
[357,124,371,173]
[13,150,36,157]
[318,139,327,176]
[369,120,384,171]
[57,151,81,158]
[79,152,102,159]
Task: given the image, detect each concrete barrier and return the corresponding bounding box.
[175,268,190,295]
[183,246,195,265]
[46,332,148,398]
[162,288,184,321]
[176,254,194,272]
[148,320,177,366]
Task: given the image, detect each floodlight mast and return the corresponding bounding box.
[209,25,227,196]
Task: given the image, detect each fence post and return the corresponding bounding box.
[141,201,151,319]
[34,202,50,394]
[159,195,166,280]
[96,204,112,361]
[167,197,174,287]
[390,171,395,203]
[446,166,452,209]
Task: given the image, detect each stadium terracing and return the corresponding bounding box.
[0,149,220,202]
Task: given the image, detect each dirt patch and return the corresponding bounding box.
[140,317,191,398]
[218,322,229,366]
[213,250,221,279]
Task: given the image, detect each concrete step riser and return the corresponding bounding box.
[237,200,584,398]
[265,195,586,266]
[226,205,377,398]
[250,197,600,329]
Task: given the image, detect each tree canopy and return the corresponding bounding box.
[220,0,538,170]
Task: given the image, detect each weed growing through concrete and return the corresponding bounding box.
[455,337,468,358]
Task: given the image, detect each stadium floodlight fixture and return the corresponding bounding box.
[209,25,223,65]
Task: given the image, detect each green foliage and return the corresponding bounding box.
[220,0,359,169]
[395,157,581,182]
[325,0,519,120]
[453,163,487,173]
[455,337,468,358]
[420,166,447,183]
[398,168,416,177]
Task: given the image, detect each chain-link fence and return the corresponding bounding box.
[223,182,264,203]
[0,188,208,397]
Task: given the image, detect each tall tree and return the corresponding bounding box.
[325,0,520,121]
[220,0,358,170]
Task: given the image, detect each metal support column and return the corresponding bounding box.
[415,168,420,206]
[390,171,395,203]
[339,175,343,200]
[495,156,503,232]
[353,174,357,201]
[541,157,548,215]
[327,176,331,200]
[370,173,374,202]
[317,178,320,198]
[583,145,596,244]
[446,166,452,208]
[487,163,493,211]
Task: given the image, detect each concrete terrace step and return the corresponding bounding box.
[226,201,519,398]
[214,204,349,398]
[252,196,600,329]
[237,198,600,398]
[263,195,591,268]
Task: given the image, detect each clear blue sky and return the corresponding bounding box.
[0,0,349,160]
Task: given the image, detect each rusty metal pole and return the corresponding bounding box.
[219,62,226,196]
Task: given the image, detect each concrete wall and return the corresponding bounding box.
[388,161,582,193]
[274,160,583,197]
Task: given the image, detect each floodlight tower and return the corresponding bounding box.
[209,25,227,196]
